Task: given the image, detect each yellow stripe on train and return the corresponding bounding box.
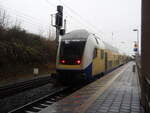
[57,64,81,70]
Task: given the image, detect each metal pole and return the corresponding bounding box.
[64,19,66,33]
[137,30,139,50]
[56,27,60,46]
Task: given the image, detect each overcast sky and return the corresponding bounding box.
[0,0,141,55]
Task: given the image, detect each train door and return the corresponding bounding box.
[99,49,105,73]
[105,52,108,71]
[92,48,101,76]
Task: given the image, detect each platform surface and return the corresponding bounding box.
[39,62,145,113]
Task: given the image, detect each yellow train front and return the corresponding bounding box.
[56,29,128,84]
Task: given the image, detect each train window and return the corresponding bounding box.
[60,40,86,60]
[108,61,112,68]
[101,50,104,59]
[98,38,101,43]
[94,38,99,44]
[93,48,97,59]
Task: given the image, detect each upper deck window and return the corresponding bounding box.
[94,38,99,44]
[101,50,104,59]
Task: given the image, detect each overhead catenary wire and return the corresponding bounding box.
[0,0,104,39]
[45,0,95,33]
[45,0,103,39]
[45,0,56,8]
[0,4,52,36]
[57,0,104,40]
[0,4,50,27]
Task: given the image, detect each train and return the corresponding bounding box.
[55,29,129,84]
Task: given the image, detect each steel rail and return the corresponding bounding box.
[0,75,52,98]
[8,86,70,113]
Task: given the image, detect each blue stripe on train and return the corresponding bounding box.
[83,63,93,80]
[56,63,93,81]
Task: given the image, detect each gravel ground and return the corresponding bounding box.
[0,83,57,113]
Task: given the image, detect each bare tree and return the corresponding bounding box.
[0,8,9,30]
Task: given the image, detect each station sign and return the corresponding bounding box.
[133,43,138,52]
[134,43,138,48]
[134,48,138,52]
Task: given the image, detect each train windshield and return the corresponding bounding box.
[60,40,86,59]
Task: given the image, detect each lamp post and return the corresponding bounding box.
[133,29,139,54]
[133,29,140,65]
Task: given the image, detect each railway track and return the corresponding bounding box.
[8,86,76,113]
[0,75,52,98]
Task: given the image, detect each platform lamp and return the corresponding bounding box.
[133,29,140,65]
[133,29,139,55]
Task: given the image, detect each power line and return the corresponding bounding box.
[45,0,56,8]
[58,0,104,39]
[0,4,51,34]
[44,0,101,38]
[45,0,102,37]
[0,4,50,27]
[45,0,93,32]
[45,0,104,39]
[0,3,58,38]
[1,0,104,39]
[58,8,95,32]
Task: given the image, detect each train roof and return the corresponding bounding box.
[103,41,119,53]
[61,29,120,53]
[61,29,90,40]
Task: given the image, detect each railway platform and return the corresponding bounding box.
[39,62,145,113]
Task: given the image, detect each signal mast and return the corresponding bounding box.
[51,5,66,45]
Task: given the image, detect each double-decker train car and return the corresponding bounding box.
[55,29,128,84]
